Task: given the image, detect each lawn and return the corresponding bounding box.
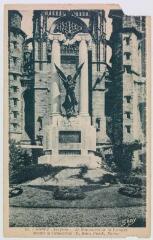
[10,206,146,227]
[9,173,146,227]
[10,184,145,209]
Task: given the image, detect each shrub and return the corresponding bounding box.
[9,187,23,198]
[9,139,32,184]
[102,173,118,184]
[120,175,146,186]
[53,187,85,200]
[118,185,145,198]
[113,140,142,174]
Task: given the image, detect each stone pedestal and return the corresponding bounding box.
[39,115,101,169]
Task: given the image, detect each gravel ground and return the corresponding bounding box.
[10,206,146,227]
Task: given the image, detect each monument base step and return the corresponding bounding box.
[38,154,102,169]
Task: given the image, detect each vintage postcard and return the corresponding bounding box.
[3,3,151,238]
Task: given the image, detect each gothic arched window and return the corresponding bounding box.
[51,16,88,56]
[52,16,88,40]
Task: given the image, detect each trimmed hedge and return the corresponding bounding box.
[118,185,145,198]
[53,187,85,200]
[9,187,23,198]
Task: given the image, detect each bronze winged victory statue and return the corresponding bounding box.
[55,63,84,118]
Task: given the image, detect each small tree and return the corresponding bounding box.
[9,139,32,177]
[113,140,142,174]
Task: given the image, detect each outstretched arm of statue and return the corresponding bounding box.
[72,62,84,83]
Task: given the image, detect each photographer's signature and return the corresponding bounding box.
[121,218,136,227]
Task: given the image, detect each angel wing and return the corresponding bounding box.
[54,64,67,82]
[72,63,84,83]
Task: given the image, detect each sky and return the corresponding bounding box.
[20,10,33,37]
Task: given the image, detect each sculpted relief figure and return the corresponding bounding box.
[55,63,84,118]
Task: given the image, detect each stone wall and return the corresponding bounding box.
[9,11,26,141]
[9,10,22,29]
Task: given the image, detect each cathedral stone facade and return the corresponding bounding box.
[8,9,146,168]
